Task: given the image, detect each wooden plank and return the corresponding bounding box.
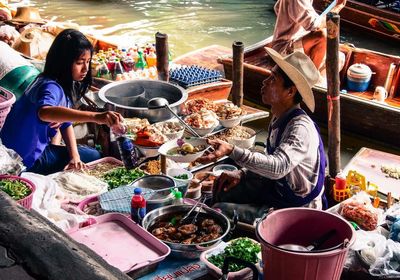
[343,147,400,197]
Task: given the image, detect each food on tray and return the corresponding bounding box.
[381,165,400,179]
[135,126,168,147]
[150,215,223,244]
[53,172,108,202]
[215,102,245,120]
[184,109,219,129]
[0,179,31,200]
[123,118,150,134]
[153,121,184,135]
[84,162,122,178]
[102,167,145,190]
[167,142,206,156]
[207,237,261,272]
[140,159,161,175]
[184,98,217,114]
[339,200,378,231]
[208,126,253,142]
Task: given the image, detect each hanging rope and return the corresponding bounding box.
[327,95,340,121]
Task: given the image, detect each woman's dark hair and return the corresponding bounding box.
[276,66,302,104]
[42,29,93,103]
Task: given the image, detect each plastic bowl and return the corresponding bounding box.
[213,164,238,176]
[218,117,242,128]
[167,168,193,185]
[136,144,160,158]
[0,175,36,210]
[226,127,256,149]
[158,137,210,163]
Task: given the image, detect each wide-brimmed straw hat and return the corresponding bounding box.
[8,6,46,25]
[265,47,319,112]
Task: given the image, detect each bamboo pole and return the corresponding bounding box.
[155,32,169,81]
[231,41,244,107]
[326,13,341,178]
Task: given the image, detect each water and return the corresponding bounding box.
[31,0,399,57]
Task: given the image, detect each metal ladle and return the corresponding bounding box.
[147,97,201,137]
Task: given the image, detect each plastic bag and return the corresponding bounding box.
[339,191,383,231]
[369,239,400,278]
[0,143,24,175]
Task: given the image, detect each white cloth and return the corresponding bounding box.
[0,40,31,79]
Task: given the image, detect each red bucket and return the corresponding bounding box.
[256,208,355,280]
[0,175,36,210]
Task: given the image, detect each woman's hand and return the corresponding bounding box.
[197,139,234,164]
[214,170,244,195]
[95,111,124,127]
[64,156,86,171]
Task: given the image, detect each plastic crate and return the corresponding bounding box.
[0,86,16,130]
[169,65,222,88]
[0,175,36,210]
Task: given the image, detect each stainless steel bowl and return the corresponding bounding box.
[98,80,188,123]
[130,175,176,212]
[142,204,231,259]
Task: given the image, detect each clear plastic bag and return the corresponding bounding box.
[0,142,24,175]
[369,239,400,278]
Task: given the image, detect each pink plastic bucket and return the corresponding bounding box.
[256,208,355,280]
[0,86,16,131]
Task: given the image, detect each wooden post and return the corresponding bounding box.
[231,41,244,107]
[326,13,341,178]
[155,32,169,81]
[160,154,167,174]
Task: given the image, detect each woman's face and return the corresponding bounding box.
[72,50,91,81]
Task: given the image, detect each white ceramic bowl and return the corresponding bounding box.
[136,144,160,158]
[153,121,185,140]
[191,123,218,137]
[226,127,256,149]
[158,137,210,163]
[218,116,242,128]
[212,164,238,176]
[167,168,193,185]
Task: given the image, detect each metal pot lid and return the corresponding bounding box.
[347,63,372,78]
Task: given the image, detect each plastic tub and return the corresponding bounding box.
[256,208,355,280]
[0,175,36,210]
[346,76,371,92]
[0,86,16,130]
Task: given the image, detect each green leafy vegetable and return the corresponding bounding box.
[0,179,31,200]
[102,167,145,190]
[174,174,189,180]
[208,237,261,272]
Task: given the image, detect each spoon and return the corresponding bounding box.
[147,98,201,137]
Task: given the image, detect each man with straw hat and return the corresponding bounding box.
[198,48,327,224]
[8,6,46,25]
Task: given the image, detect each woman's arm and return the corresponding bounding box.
[38,106,123,127]
[60,125,85,170]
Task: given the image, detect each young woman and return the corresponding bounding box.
[0,29,123,175]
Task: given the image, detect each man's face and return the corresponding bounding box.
[261,66,288,106]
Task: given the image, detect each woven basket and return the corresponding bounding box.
[0,175,36,210]
[0,86,16,131]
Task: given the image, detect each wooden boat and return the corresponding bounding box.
[313,0,400,43]
[219,38,400,147]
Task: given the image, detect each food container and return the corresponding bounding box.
[68,213,170,273]
[185,180,202,199]
[194,172,217,193]
[142,204,231,259]
[153,120,185,140]
[219,117,242,128]
[167,168,193,185]
[77,195,107,216]
[226,127,256,149]
[192,123,218,137]
[200,238,261,280]
[346,63,372,92]
[136,144,160,158]
[86,157,123,168]
[0,175,36,210]
[158,137,210,163]
[213,164,238,176]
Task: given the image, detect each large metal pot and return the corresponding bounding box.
[98,80,187,123]
[142,204,231,259]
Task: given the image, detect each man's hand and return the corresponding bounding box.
[214,170,244,195]
[197,139,234,164]
[332,0,347,13]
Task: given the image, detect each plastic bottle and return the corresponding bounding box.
[116,135,138,170]
[335,171,346,190]
[98,60,112,80]
[113,58,124,80]
[107,53,117,73]
[122,53,135,72]
[146,48,157,68]
[131,187,146,224]
[135,50,147,70]
[172,188,183,205]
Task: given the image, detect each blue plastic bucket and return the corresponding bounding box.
[346,76,370,92]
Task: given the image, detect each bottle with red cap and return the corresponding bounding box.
[131,187,146,224]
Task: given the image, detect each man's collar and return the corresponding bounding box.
[271,104,301,129]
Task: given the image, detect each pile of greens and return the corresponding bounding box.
[0,179,32,200]
[174,174,189,180]
[102,167,145,190]
[208,237,261,272]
